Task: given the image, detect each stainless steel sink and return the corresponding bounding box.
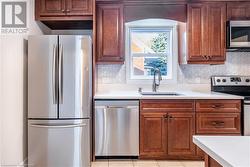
[139,91,182,96]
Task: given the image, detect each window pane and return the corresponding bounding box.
[131,29,170,54]
[132,56,167,77]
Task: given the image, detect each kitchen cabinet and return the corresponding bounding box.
[140,100,196,159]
[227,2,250,20]
[140,99,242,160]
[196,113,241,134]
[196,100,241,134]
[96,3,124,63]
[187,3,226,64]
[196,100,241,113]
[35,0,93,20]
[167,113,196,156]
[195,100,241,159]
[140,112,167,158]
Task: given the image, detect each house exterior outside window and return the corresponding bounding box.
[125,19,178,84]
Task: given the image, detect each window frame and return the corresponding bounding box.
[125,19,178,84]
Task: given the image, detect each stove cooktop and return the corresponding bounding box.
[211,76,250,99]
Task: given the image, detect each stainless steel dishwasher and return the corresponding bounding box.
[95,100,139,157]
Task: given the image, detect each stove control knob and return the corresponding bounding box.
[222,79,227,82]
[216,79,221,82]
[246,79,250,83]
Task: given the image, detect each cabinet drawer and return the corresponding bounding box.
[196,100,241,113]
[196,113,241,134]
[140,100,194,113]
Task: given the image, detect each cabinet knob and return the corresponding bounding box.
[203,55,209,60]
[66,9,70,13]
[164,114,168,119]
[62,9,65,12]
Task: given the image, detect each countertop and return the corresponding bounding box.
[94,90,244,100]
[193,136,250,167]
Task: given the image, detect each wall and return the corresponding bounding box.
[0,0,50,166]
[96,52,250,91]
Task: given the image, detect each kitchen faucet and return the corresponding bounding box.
[152,68,162,92]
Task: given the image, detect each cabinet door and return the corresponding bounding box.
[66,0,93,16]
[167,113,196,156]
[36,0,66,17]
[227,2,250,20]
[207,3,226,63]
[187,3,226,64]
[187,4,207,63]
[96,3,124,63]
[140,113,167,158]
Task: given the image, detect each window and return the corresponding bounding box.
[125,19,178,84]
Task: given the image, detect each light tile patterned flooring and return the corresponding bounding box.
[91,160,205,167]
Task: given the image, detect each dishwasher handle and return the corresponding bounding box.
[96,106,138,110]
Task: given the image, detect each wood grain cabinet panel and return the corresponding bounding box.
[35,0,93,20]
[207,3,226,62]
[227,2,250,20]
[196,100,241,113]
[140,113,167,158]
[36,0,66,17]
[140,100,194,113]
[140,100,197,159]
[196,113,241,134]
[167,113,196,156]
[96,3,124,63]
[67,0,93,15]
[187,4,206,62]
[187,3,226,64]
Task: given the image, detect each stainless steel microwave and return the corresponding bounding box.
[227,20,250,50]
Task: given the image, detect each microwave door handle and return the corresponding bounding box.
[59,44,63,104]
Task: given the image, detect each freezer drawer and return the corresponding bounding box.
[95,100,139,156]
[28,119,90,167]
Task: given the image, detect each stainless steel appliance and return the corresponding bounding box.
[211,76,250,136]
[95,100,139,157]
[28,35,92,167]
[227,20,250,50]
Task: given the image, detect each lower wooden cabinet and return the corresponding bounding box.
[140,100,197,159]
[196,113,241,134]
[167,113,196,156]
[139,99,242,160]
[140,113,167,158]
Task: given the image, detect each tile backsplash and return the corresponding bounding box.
[97,52,250,85]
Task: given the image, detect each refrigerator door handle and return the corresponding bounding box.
[59,44,63,104]
[30,123,87,128]
[52,44,57,104]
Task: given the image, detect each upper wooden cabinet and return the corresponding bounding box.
[187,3,226,64]
[96,3,124,63]
[35,0,93,20]
[227,2,250,20]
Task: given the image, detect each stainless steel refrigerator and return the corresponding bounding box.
[27,35,92,167]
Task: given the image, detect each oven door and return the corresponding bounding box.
[244,100,250,136]
[228,21,250,48]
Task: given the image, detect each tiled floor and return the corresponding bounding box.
[91,160,205,167]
